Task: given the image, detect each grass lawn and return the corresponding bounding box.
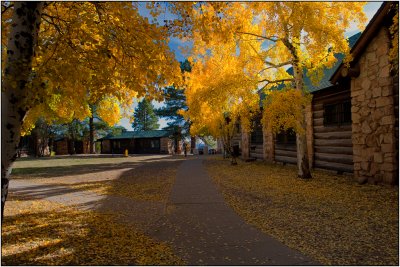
[2,155,185,265]
[205,156,399,266]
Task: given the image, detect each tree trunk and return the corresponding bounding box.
[1,2,44,220]
[68,122,76,155]
[293,63,312,179]
[296,128,311,178]
[69,139,76,155]
[89,115,95,154]
[190,136,196,154]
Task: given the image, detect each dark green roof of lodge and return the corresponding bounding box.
[259,32,362,104]
[99,130,171,140]
[302,32,361,93]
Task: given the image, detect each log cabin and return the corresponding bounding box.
[236,2,398,184]
[98,130,173,154]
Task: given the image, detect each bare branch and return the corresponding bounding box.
[42,13,69,25]
[259,60,293,73]
[41,16,64,35]
[258,78,294,90]
[38,36,62,70]
[259,78,294,84]
[236,31,280,42]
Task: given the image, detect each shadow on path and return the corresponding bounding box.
[7,155,319,265]
[148,157,320,265]
[8,156,183,230]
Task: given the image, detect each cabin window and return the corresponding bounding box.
[112,141,121,149]
[323,101,351,126]
[276,129,296,145]
[251,117,263,144]
[150,139,160,148]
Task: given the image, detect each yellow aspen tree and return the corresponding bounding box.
[180,42,260,152]
[1,2,181,218]
[1,2,44,219]
[166,2,366,178]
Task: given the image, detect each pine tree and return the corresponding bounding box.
[132,99,160,131]
[156,60,191,134]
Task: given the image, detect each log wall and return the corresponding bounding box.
[274,130,297,165]
[274,142,297,165]
[313,85,353,173]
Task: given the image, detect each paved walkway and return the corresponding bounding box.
[8,156,318,265]
[148,158,318,265]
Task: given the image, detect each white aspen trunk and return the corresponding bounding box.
[293,64,312,179]
[1,2,44,220]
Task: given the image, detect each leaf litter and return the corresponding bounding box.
[2,199,184,265]
[205,157,398,266]
[3,156,186,265]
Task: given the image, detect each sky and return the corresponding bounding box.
[117,1,383,131]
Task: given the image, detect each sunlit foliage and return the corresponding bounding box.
[181,42,260,138]
[262,88,312,135]
[2,2,181,134]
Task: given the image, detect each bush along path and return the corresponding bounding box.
[148,157,319,265]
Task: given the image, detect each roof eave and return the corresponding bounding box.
[330,2,391,84]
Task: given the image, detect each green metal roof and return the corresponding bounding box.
[100,130,172,140]
[303,32,361,93]
[259,32,362,104]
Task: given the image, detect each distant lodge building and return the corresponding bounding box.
[226,2,398,185]
[54,138,90,155]
[18,135,91,156]
[18,130,176,156]
[98,130,173,154]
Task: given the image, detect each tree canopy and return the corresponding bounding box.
[159,2,367,177]
[1,2,182,217]
[2,2,181,135]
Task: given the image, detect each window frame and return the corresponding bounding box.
[323,101,352,127]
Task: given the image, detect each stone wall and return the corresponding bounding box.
[351,27,397,184]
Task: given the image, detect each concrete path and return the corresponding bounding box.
[8,156,319,265]
[148,158,318,265]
